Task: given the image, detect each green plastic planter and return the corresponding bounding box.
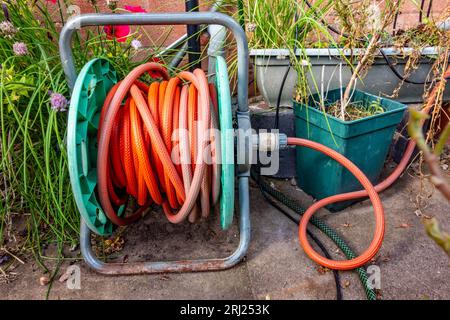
[294,88,407,211]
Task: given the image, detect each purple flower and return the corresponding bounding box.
[0,21,17,38]
[13,42,28,56]
[0,253,10,265]
[2,4,10,22]
[131,39,142,50]
[49,92,68,112]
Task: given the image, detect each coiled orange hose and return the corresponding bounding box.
[97,63,220,226]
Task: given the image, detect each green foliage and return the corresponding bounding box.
[424,218,450,257]
[0,0,168,261]
[243,0,340,102]
[327,99,385,121]
[239,0,334,50]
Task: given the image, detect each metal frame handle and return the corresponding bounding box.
[59,12,251,275]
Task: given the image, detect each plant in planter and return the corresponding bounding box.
[294,89,407,210]
[239,0,337,107]
[329,0,450,103]
[294,0,410,210]
[251,0,450,108]
[325,2,450,191]
[226,0,338,177]
[323,0,400,120]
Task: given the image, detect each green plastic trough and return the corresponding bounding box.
[294,88,407,211]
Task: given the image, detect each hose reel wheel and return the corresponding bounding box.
[215,56,234,230]
[67,58,120,236]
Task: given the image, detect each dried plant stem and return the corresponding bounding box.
[408,87,450,202]
[409,65,450,202]
[341,34,379,116]
[339,63,344,119]
[1,247,25,264]
[339,0,401,120]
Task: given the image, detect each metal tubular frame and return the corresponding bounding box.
[156,0,223,63]
[59,12,251,275]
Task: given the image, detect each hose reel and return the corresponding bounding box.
[62,12,252,275]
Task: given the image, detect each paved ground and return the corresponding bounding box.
[1,165,449,300]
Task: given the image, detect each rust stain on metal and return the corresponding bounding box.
[96,258,237,275]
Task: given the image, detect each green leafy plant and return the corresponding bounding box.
[239,0,333,50]
[230,0,341,101]
[0,0,174,266]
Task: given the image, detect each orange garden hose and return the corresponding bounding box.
[97,63,220,226]
[294,66,450,270]
[290,137,385,271]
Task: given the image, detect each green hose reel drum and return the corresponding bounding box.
[215,56,235,230]
[68,58,118,236]
[69,57,234,234]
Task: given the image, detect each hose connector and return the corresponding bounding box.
[278,133,288,149]
[253,132,287,152]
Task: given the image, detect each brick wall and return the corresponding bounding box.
[71,1,449,46]
[395,0,449,29]
[73,1,211,46]
[67,1,448,102]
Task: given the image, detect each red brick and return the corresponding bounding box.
[72,0,211,45]
[69,0,448,47]
[399,0,449,14]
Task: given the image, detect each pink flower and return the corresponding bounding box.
[0,21,17,38]
[103,5,147,42]
[13,42,28,56]
[124,5,147,13]
[104,25,130,42]
[46,0,57,3]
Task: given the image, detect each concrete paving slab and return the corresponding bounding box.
[1,168,449,300]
